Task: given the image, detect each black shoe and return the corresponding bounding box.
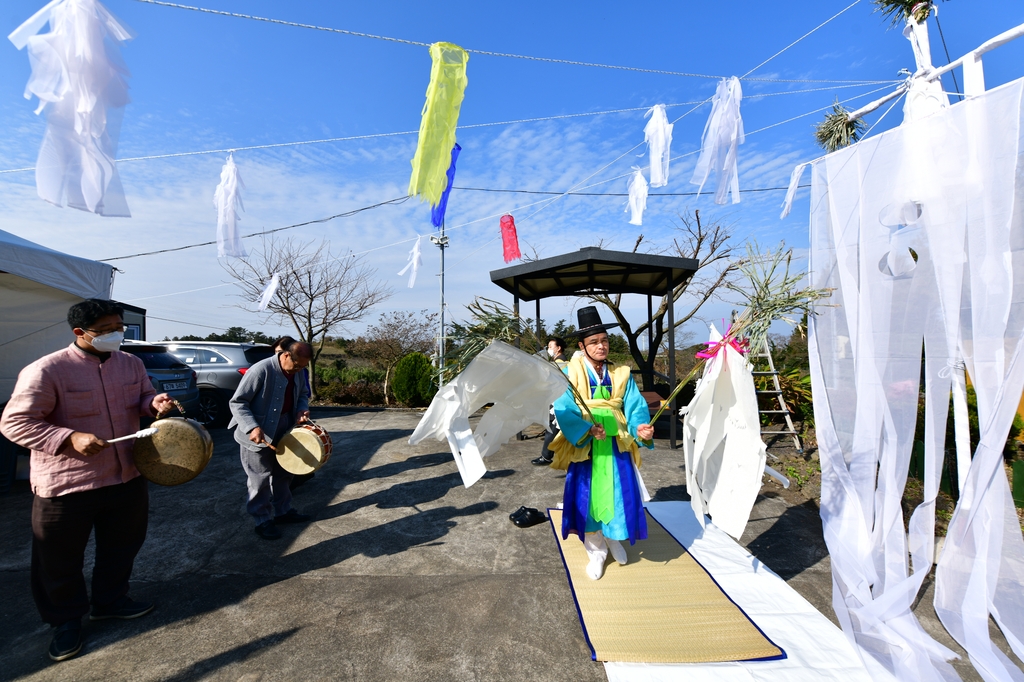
[512,508,548,528]
[48,620,82,662]
[509,506,529,521]
[274,509,311,524]
[89,596,154,621]
[531,456,553,466]
[254,520,282,539]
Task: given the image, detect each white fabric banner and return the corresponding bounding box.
[409,341,569,488]
[681,325,768,540]
[807,77,1024,681]
[9,0,133,217]
[214,154,247,259]
[626,168,648,226]
[397,235,423,288]
[691,76,744,205]
[257,273,279,312]
[644,104,673,188]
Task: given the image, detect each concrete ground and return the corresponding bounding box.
[0,408,1015,681]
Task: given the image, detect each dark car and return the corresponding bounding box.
[158,342,275,427]
[118,344,202,419]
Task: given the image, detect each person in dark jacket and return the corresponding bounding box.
[229,340,313,540]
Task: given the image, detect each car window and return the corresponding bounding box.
[127,351,190,370]
[169,348,198,364]
[244,347,275,365]
[199,349,230,364]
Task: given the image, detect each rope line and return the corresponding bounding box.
[0,82,892,176]
[741,0,861,78]
[115,82,889,303]
[131,0,893,85]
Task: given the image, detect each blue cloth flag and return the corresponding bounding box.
[431,143,461,228]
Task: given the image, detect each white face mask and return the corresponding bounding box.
[546,347,555,358]
[87,330,124,352]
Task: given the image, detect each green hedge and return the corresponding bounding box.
[392,352,437,407]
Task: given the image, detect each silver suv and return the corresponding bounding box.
[159,342,275,427]
[117,344,201,418]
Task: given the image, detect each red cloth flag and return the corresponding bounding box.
[500,214,521,263]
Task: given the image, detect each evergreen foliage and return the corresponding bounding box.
[392,352,437,407]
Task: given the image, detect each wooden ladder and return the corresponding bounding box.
[750,340,803,454]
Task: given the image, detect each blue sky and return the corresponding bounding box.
[2,0,1023,343]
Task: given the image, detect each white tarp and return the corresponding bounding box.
[0,229,112,403]
[681,325,769,540]
[409,341,569,488]
[807,77,1024,681]
[605,502,887,682]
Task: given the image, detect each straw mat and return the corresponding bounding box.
[550,509,784,664]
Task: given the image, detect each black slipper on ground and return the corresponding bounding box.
[512,508,548,528]
[509,506,529,521]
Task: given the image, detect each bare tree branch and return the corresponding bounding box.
[222,236,393,398]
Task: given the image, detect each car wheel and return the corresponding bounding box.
[198,390,227,428]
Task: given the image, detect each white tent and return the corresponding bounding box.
[0,229,113,403]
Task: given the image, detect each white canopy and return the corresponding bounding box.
[0,228,112,300]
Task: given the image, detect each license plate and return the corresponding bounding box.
[163,381,189,391]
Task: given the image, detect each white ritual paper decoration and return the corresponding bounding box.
[409,341,569,488]
[625,168,648,226]
[806,78,1024,682]
[9,0,133,217]
[902,14,948,123]
[644,104,673,188]
[213,154,247,259]
[257,273,280,312]
[397,235,423,288]
[691,76,744,205]
[680,325,768,540]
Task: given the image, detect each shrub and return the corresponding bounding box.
[319,380,384,406]
[392,352,437,407]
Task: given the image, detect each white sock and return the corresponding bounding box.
[606,538,627,565]
[584,532,608,580]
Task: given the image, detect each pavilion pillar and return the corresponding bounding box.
[668,270,677,449]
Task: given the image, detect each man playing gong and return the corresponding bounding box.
[229,339,313,540]
[0,299,173,662]
[549,306,655,580]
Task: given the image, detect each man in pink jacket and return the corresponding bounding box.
[1,299,173,662]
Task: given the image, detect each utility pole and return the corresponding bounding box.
[430,225,449,388]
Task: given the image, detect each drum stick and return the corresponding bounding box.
[107,427,159,443]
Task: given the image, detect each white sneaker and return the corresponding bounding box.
[586,556,606,580]
[606,539,627,565]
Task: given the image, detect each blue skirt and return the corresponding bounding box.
[561,438,647,544]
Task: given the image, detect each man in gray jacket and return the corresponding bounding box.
[229,340,313,539]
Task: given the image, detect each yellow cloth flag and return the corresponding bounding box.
[409,42,469,206]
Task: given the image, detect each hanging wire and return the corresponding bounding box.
[934,14,964,102]
[130,0,890,85]
[117,82,895,306]
[0,82,892,176]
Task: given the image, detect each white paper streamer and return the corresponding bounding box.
[680,325,768,540]
[625,168,647,226]
[806,79,1024,681]
[397,235,423,288]
[691,76,744,205]
[644,104,673,188]
[780,162,809,219]
[9,0,133,217]
[213,153,247,258]
[257,273,280,311]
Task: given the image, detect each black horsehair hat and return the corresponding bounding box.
[576,306,619,340]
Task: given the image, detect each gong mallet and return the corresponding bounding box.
[106,427,159,444]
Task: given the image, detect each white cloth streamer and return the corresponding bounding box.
[680,324,768,540]
[902,17,949,122]
[213,154,246,259]
[625,168,647,226]
[409,341,569,488]
[257,273,279,312]
[780,162,809,219]
[806,77,1024,682]
[643,104,673,188]
[397,235,423,288]
[9,0,133,217]
[691,76,744,205]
